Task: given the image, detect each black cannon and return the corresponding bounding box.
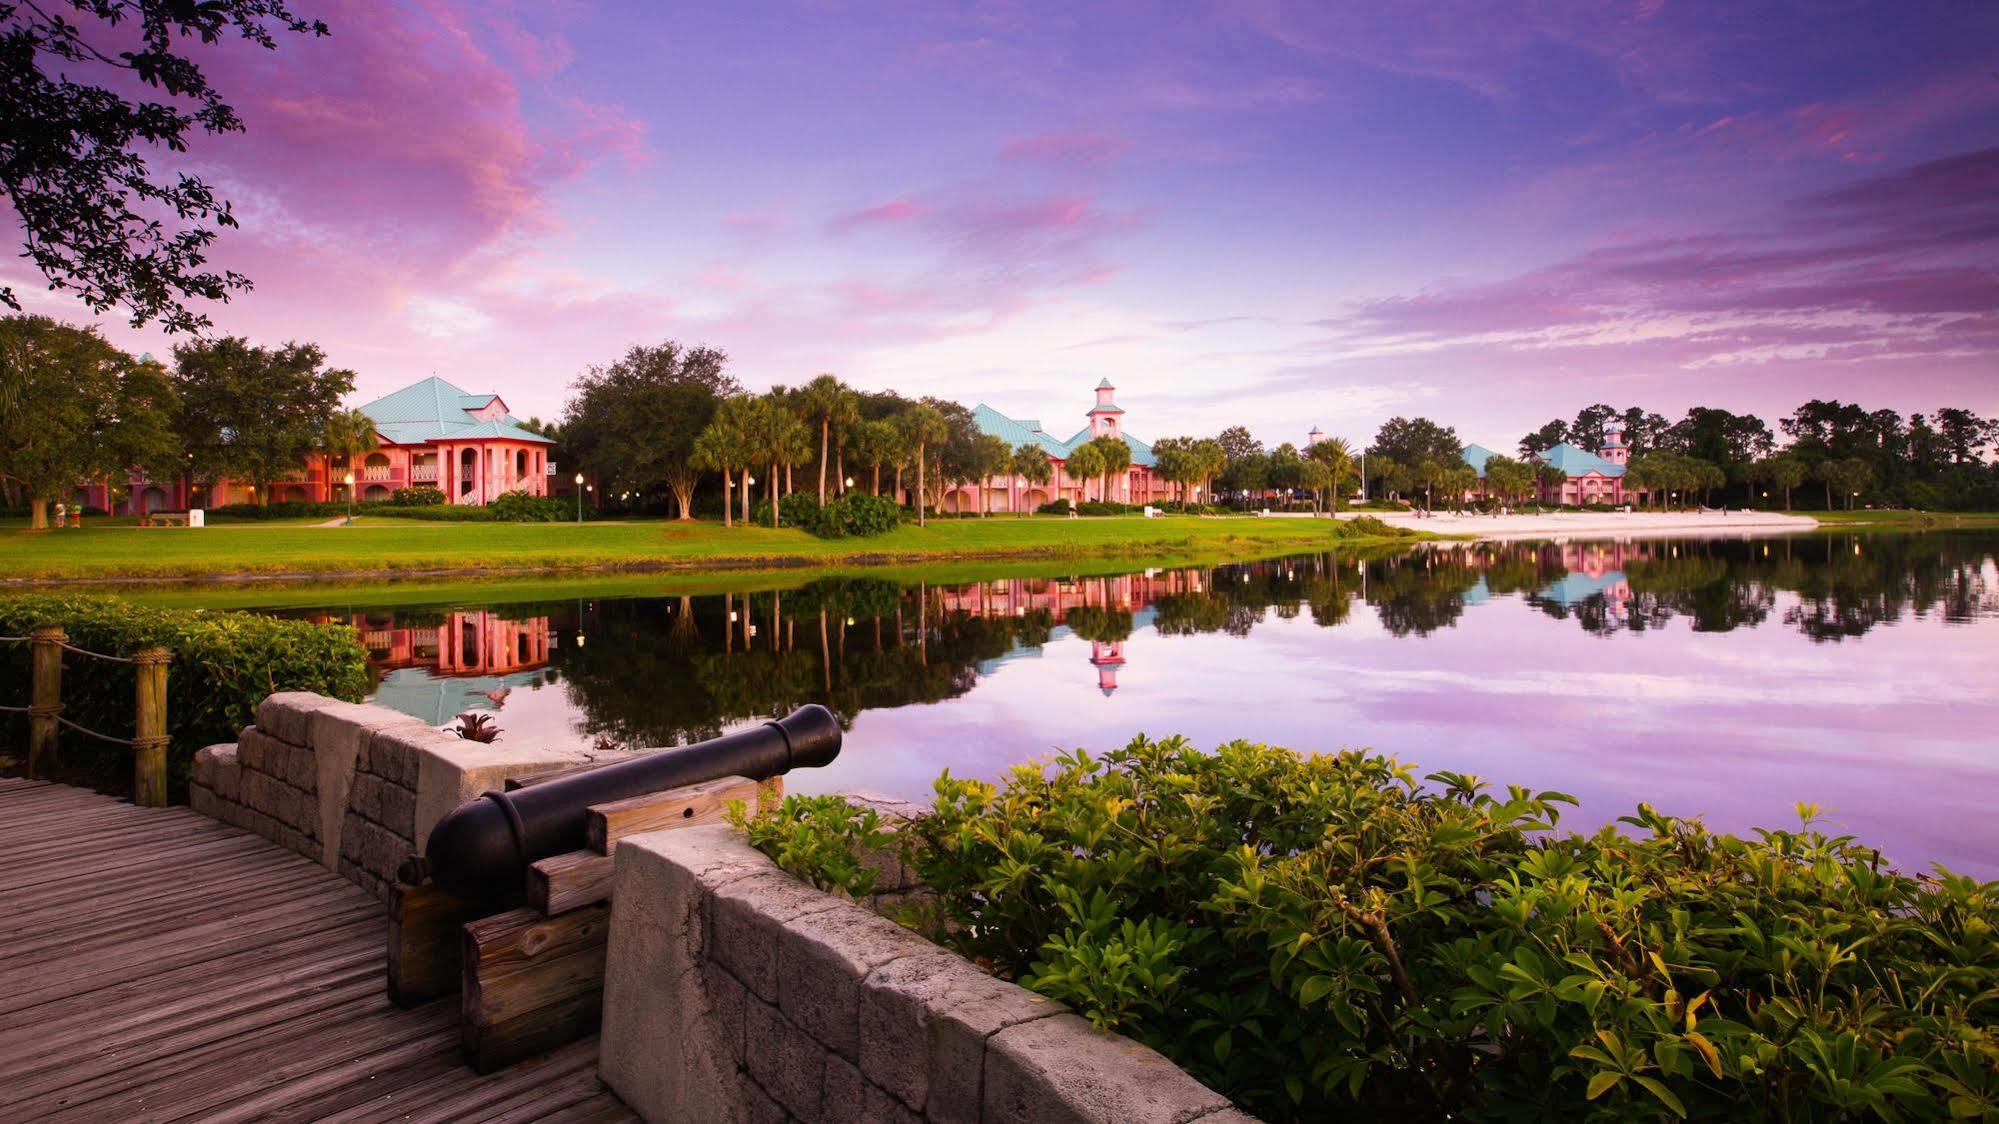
[406,704,841,901]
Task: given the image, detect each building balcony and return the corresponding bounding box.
[410,464,439,482]
[361,466,398,482]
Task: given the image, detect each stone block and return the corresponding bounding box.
[212,747,242,802]
[339,815,413,882]
[254,693,339,746]
[280,742,319,793]
[192,746,218,787]
[235,726,279,774]
[777,900,939,1061]
[863,1081,924,1124]
[363,726,422,788]
[239,769,283,815]
[189,784,219,818]
[376,780,416,839]
[1186,1110,1259,1123]
[713,871,844,1003]
[860,952,1066,1123]
[601,828,770,1124]
[740,1075,787,1124]
[983,1013,1232,1124]
[745,998,826,1121]
[710,965,751,1065]
[822,1053,866,1123]
[348,772,385,822]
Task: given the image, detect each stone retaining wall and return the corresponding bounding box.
[190,692,607,903]
[601,824,1254,1124]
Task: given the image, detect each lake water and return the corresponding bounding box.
[266,530,1998,875]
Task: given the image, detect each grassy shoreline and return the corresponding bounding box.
[0,513,1429,586]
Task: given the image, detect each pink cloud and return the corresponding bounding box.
[829,199,930,233]
[1000,131,1129,169]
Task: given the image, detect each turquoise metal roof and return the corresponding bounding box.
[1538,441,1625,478]
[973,404,1155,467]
[358,376,553,446]
[1461,444,1501,477]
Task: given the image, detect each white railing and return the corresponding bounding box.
[362,466,395,482]
[410,464,439,482]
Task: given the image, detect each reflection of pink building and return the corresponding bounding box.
[946,379,1177,514]
[1089,640,1126,695]
[81,376,554,514]
[333,611,553,676]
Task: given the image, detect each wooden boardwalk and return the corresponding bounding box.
[0,778,635,1123]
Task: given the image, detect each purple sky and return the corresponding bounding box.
[9,0,1997,449]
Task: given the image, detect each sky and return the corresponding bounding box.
[8,0,1997,452]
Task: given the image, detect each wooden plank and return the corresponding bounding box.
[583,775,763,854]
[461,905,611,1074]
[525,850,615,915]
[388,881,482,1007]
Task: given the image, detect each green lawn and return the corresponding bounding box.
[0,513,1419,583]
[1791,509,1999,528]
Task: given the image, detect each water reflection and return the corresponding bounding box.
[285,530,1998,872]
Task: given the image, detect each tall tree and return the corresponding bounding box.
[322,407,375,501]
[171,336,353,504]
[970,433,1010,516]
[1190,438,1225,504]
[1087,434,1131,504]
[1933,408,1999,465]
[796,373,853,504]
[1306,437,1355,512]
[562,342,739,519]
[0,315,177,528]
[2,1,329,333]
[1065,442,1104,504]
[1011,443,1051,514]
[897,404,948,526]
[1518,420,1569,457]
[743,394,808,528]
[1368,416,1464,470]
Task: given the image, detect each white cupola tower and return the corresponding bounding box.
[1087,378,1124,438]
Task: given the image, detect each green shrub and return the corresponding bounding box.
[1076,500,1132,516]
[1037,499,1074,515]
[485,491,568,522]
[1333,514,1418,541]
[390,485,446,505]
[207,500,359,520]
[809,492,901,538]
[0,595,372,801]
[738,738,1999,1122]
[751,492,821,529]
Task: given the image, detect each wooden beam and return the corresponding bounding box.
[524,851,614,916]
[386,882,479,1007]
[500,761,601,791]
[583,775,770,855]
[460,905,609,1074]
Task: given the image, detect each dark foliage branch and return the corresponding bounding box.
[0,1,327,333]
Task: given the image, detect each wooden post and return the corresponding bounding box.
[27,626,64,779]
[130,645,171,807]
[388,882,481,1007]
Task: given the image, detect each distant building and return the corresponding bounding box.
[1463,423,1631,505]
[956,378,1174,512]
[82,375,554,514]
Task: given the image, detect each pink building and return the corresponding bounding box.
[1463,422,1632,506]
[80,375,554,514]
[945,378,1176,513]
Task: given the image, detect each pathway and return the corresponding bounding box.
[0,777,634,1123]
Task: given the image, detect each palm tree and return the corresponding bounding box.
[1012,443,1051,515]
[898,405,948,527]
[797,374,852,504]
[1533,462,1566,508]
[1307,437,1354,512]
[1089,435,1131,504]
[1191,438,1225,507]
[743,396,807,528]
[1066,442,1104,504]
[322,408,375,502]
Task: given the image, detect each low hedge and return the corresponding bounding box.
[1037,498,1072,515]
[809,492,901,538]
[738,738,1999,1122]
[0,595,371,800]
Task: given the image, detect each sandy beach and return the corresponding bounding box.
[1324,508,1821,541]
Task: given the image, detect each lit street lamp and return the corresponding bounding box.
[574,473,584,522]
[343,472,355,524]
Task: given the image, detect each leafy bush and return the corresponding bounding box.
[809,492,902,538]
[1333,514,1418,541]
[485,490,569,522]
[739,737,1999,1122]
[1037,499,1073,515]
[0,595,371,801]
[206,500,360,520]
[750,492,822,528]
[390,485,445,505]
[1076,500,1133,516]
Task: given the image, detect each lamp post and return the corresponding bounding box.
[343,472,355,524]
[574,473,584,523]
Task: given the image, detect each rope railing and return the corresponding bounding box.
[9,625,173,806]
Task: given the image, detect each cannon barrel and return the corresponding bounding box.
[412,704,840,901]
